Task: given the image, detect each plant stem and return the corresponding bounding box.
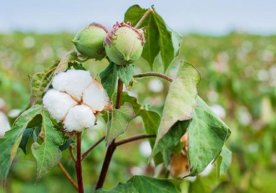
[76,133,84,193]
[133,72,173,82]
[95,79,124,190]
[58,162,79,191]
[82,136,105,161]
[115,134,156,146]
[134,7,154,28]
[115,79,123,109]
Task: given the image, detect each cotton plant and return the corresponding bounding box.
[0,98,10,137]
[0,4,231,193]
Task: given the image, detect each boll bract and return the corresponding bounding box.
[73,23,108,60]
[105,22,145,65]
[0,112,10,137]
[64,105,96,132]
[83,80,109,112]
[43,89,77,121]
[52,69,92,101]
[43,69,110,132]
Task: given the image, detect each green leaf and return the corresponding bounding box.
[124,5,175,70]
[117,64,134,85]
[100,62,118,98]
[0,105,42,179]
[152,12,174,70]
[31,110,64,178]
[217,146,232,176]
[31,64,57,104]
[187,97,231,175]
[154,64,200,150]
[140,110,160,146]
[96,175,180,193]
[106,104,136,145]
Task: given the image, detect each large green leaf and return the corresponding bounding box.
[31,64,57,104]
[188,97,231,175]
[154,64,200,149]
[0,105,42,179]
[124,5,175,70]
[100,62,118,98]
[106,104,136,145]
[96,175,180,193]
[31,110,64,178]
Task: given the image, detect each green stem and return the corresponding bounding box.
[133,72,173,82]
[134,7,154,28]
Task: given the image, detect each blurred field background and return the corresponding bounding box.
[0,31,275,193]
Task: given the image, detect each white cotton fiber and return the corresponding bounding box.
[63,105,96,132]
[0,112,11,137]
[52,69,92,101]
[43,89,77,121]
[83,80,109,112]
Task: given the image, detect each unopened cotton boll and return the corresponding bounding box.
[64,105,96,132]
[52,69,92,101]
[0,112,11,137]
[83,80,109,112]
[43,89,77,121]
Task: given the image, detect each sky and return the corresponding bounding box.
[1,0,276,35]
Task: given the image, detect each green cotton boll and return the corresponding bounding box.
[73,23,107,60]
[105,22,145,65]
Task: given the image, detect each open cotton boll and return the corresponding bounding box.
[0,112,11,137]
[64,105,96,132]
[83,80,109,112]
[43,89,77,121]
[52,69,92,101]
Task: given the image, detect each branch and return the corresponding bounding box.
[115,134,156,146]
[82,136,105,161]
[95,78,123,190]
[75,133,84,193]
[58,162,78,191]
[133,72,173,82]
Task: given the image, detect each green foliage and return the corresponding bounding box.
[31,64,57,104]
[95,175,180,193]
[154,63,200,151]
[100,63,118,98]
[187,97,230,175]
[31,110,64,178]
[0,105,42,179]
[106,104,136,145]
[125,5,175,70]
[117,64,135,85]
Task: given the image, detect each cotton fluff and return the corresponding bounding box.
[64,105,96,132]
[83,80,109,112]
[43,89,77,121]
[52,69,92,101]
[0,112,11,137]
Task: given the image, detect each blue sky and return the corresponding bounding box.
[1,0,276,34]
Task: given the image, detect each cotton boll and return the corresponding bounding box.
[83,80,109,112]
[43,89,77,121]
[64,105,96,132]
[52,69,92,101]
[0,112,11,137]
